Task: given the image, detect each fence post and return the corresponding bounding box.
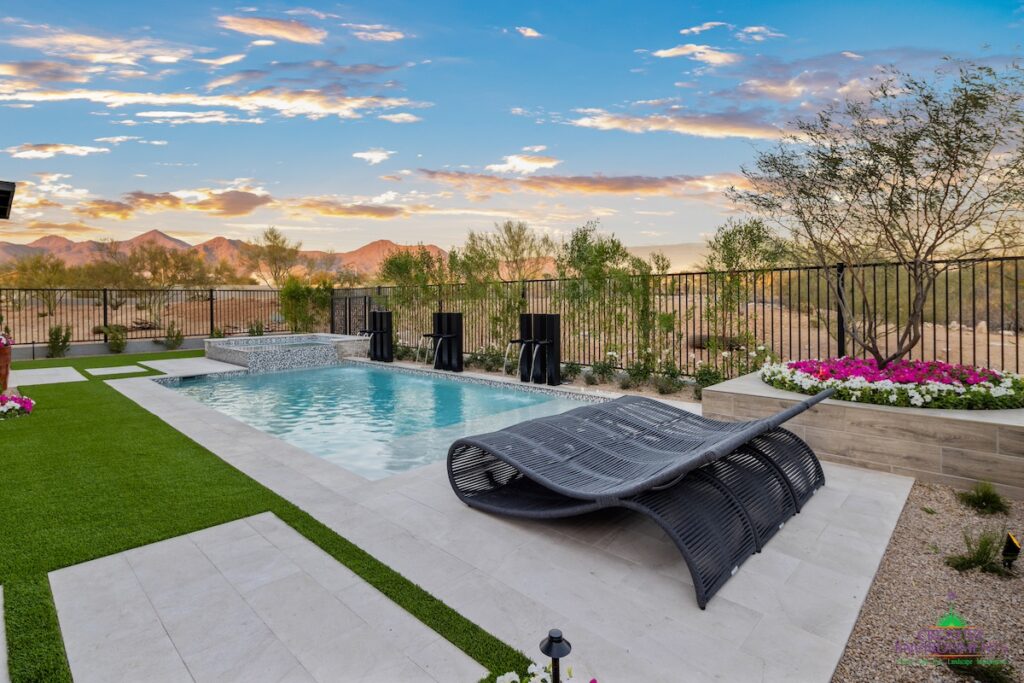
[437,284,443,313]
[835,263,847,358]
[329,290,337,334]
[102,288,109,343]
[345,296,351,334]
[209,289,215,337]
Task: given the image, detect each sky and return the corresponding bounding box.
[0,0,1021,251]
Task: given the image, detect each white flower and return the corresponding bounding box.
[721,351,731,358]
[757,345,766,351]
[496,673,521,683]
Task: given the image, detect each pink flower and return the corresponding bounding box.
[785,357,1000,386]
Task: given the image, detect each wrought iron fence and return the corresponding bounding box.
[3,256,1021,375]
[332,256,1024,376]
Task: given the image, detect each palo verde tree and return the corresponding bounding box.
[449,220,556,344]
[733,61,1024,367]
[700,217,788,351]
[243,227,301,287]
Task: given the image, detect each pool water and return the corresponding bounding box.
[171,364,586,480]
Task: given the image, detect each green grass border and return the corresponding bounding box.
[3,351,530,682]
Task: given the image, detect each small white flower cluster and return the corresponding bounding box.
[0,400,30,415]
[760,362,1021,409]
[497,662,589,683]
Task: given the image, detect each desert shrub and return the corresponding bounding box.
[105,325,127,353]
[617,371,637,391]
[561,362,582,381]
[583,371,599,386]
[247,320,265,336]
[466,345,506,373]
[944,529,1012,576]
[163,322,184,350]
[46,324,72,358]
[946,656,1016,683]
[626,362,653,385]
[589,355,617,383]
[211,327,226,339]
[653,374,685,395]
[279,277,331,333]
[693,363,726,399]
[957,482,1010,516]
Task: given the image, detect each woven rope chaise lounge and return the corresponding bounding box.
[447,388,834,608]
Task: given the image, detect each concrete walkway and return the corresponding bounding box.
[111,367,915,683]
[139,357,243,376]
[50,513,484,683]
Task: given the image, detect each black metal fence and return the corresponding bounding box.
[3,256,1021,374]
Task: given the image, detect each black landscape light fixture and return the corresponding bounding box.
[539,628,571,683]
[0,181,15,220]
[1004,531,1020,569]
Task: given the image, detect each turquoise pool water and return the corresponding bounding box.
[170,364,585,480]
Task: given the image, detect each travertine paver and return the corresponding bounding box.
[138,357,244,376]
[82,365,147,376]
[1,586,9,683]
[112,368,915,683]
[50,514,484,683]
[8,367,85,388]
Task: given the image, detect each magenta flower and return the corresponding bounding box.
[785,357,1001,387]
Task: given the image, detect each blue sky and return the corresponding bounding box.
[1,0,1021,250]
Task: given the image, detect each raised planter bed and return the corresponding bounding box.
[703,372,1024,499]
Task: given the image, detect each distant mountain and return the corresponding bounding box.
[0,230,447,279]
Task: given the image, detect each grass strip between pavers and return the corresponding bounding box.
[3,351,530,682]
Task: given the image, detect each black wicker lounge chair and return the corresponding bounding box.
[447,389,834,608]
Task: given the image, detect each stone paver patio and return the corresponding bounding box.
[50,513,485,683]
[106,357,915,682]
[8,367,85,388]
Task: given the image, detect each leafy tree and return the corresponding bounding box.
[700,218,788,352]
[733,61,1024,367]
[279,276,332,333]
[303,252,362,287]
[12,254,70,316]
[243,227,301,287]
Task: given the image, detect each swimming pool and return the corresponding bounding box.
[168,364,588,480]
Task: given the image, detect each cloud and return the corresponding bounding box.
[75,185,273,219]
[522,145,546,152]
[0,60,101,82]
[353,149,396,165]
[7,28,194,65]
[196,53,247,68]
[94,135,139,144]
[841,51,864,60]
[250,39,275,47]
[4,220,105,238]
[217,16,327,44]
[485,153,562,174]
[420,169,750,201]
[284,7,340,20]
[341,23,407,41]
[5,142,110,159]
[515,26,543,38]
[378,112,421,123]
[735,26,786,42]
[651,44,741,66]
[568,108,779,139]
[679,21,730,35]
[129,110,265,125]
[0,86,423,122]
[290,198,409,218]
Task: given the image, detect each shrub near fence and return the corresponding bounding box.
[3,256,1023,376]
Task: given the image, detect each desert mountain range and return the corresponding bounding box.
[0,229,707,276]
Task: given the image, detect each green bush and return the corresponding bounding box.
[105,325,127,353]
[944,529,1012,576]
[589,357,617,383]
[561,362,582,381]
[211,327,226,339]
[466,345,506,373]
[279,277,332,333]
[626,362,653,385]
[247,320,265,336]
[957,482,1010,516]
[583,371,599,386]
[694,363,726,399]
[653,374,684,395]
[617,371,637,391]
[163,322,184,350]
[46,325,72,358]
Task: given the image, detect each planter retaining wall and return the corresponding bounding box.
[703,372,1024,499]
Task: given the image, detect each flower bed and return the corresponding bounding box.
[0,394,35,418]
[761,357,1024,409]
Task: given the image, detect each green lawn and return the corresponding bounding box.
[3,351,528,683]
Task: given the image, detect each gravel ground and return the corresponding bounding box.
[833,482,1023,682]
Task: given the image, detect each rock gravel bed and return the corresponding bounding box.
[833,481,1023,682]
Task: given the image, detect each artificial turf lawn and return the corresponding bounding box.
[3,351,530,682]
